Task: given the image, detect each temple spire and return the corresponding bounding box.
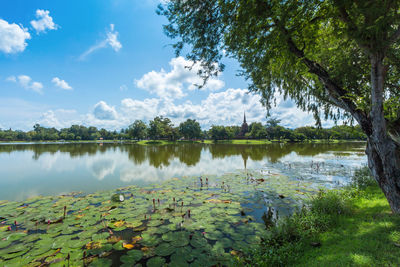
[243,112,246,124]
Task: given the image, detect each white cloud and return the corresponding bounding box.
[52,77,72,90]
[93,101,118,120]
[37,109,80,129]
[79,24,122,60]
[0,19,31,54]
[135,56,225,100]
[7,75,43,94]
[121,98,160,122]
[120,84,128,91]
[30,9,58,33]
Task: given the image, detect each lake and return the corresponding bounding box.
[0,142,367,201]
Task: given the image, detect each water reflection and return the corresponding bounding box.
[0,142,366,201]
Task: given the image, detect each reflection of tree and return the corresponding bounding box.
[177,143,202,166]
[0,142,366,169]
[123,145,147,165]
[0,143,103,160]
[147,145,175,168]
[208,142,366,163]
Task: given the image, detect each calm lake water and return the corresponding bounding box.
[0,142,367,201]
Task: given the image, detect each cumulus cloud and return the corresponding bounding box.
[0,19,31,54]
[7,75,43,94]
[52,77,72,90]
[79,24,122,60]
[30,9,58,34]
[121,98,160,122]
[37,109,80,129]
[135,57,225,100]
[93,101,118,120]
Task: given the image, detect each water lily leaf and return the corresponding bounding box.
[173,246,194,262]
[6,232,27,241]
[88,257,112,267]
[170,232,190,247]
[190,234,208,248]
[92,232,110,241]
[112,240,125,251]
[69,238,90,249]
[204,230,223,241]
[87,243,112,255]
[216,238,233,248]
[140,233,160,247]
[155,242,175,256]
[146,256,166,267]
[127,249,143,261]
[0,240,11,249]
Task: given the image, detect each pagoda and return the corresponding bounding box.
[238,112,249,137]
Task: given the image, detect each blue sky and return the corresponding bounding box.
[0,0,333,131]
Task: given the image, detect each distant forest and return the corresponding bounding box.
[0,116,366,142]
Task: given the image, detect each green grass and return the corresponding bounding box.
[296,186,400,267]
[245,168,400,266]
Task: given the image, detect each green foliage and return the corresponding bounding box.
[350,166,376,189]
[179,119,202,139]
[244,166,396,266]
[148,116,175,140]
[160,0,400,123]
[0,119,366,142]
[128,120,148,140]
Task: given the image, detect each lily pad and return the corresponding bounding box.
[155,243,176,256]
[146,256,166,267]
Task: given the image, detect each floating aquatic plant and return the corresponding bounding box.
[0,168,326,266]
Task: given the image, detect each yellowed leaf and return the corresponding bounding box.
[113,220,125,227]
[123,243,134,249]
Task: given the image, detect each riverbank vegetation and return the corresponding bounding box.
[244,167,400,266]
[0,117,365,143]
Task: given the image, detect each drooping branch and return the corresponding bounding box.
[274,19,371,135]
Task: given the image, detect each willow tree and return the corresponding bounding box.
[158,0,400,212]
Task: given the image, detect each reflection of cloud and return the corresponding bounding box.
[39,152,60,170]
[119,154,263,183]
[88,158,116,180]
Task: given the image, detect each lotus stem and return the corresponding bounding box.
[157,198,160,205]
[188,209,191,218]
[152,198,155,209]
[63,206,67,219]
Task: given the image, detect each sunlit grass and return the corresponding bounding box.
[246,168,400,267]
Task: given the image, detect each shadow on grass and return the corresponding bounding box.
[296,189,400,267]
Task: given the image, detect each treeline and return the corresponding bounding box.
[0,116,366,142]
[209,119,366,141]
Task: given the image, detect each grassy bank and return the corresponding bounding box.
[0,139,362,145]
[244,168,400,266]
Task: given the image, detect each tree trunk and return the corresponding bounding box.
[366,137,400,213]
[366,53,400,213]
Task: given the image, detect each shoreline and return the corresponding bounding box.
[0,139,366,146]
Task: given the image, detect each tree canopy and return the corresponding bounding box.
[158,0,400,212]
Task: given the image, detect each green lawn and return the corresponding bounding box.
[245,166,400,267]
[296,186,400,267]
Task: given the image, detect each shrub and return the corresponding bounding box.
[350,166,376,189]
